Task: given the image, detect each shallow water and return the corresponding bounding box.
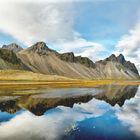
[0,85,139,140]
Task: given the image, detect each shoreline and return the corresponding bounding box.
[0,80,139,89]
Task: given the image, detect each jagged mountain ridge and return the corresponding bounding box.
[96,54,139,75]
[25,42,95,68]
[1,42,139,79]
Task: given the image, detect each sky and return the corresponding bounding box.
[0,0,140,71]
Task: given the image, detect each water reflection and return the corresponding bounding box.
[95,85,139,106]
[116,87,140,138]
[0,85,139,140]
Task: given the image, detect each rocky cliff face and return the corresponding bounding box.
[0,49,20,64]
[0,48,29,70]
[123,61,139,75]
[1,42,139,79]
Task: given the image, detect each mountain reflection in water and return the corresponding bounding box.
[0,85,139,140]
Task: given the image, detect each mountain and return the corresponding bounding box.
[1,42,139,79]
[2,43,23,53]
[96,54,139,75]
[22,42,95,68]
[58,52,95,68]
[0,48,29,70]
[17,42,98,79]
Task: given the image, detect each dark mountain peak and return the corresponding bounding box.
[31,42,48,50]
[106,53,126,64]
[59,52,75,62]
[34,41,47,47]
[2,43,23,53]
[117,54,125,64]
[105,54,118,62]
[118,53,124,58]
[75,56,96,68]
[110,54,116,57]
[28,41,52,55]
[28,42,58,55]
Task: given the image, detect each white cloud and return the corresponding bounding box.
[57,37,105,61]
[115,19,140,71]
[0,0,75,45]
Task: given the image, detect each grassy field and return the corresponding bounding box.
[0,70,139,89]
[0,70,72,81]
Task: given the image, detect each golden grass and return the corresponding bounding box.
[0,70,139,90]
[0,70,72,81]
[0,80,139,89]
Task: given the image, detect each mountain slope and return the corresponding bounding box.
[95,54,139,79]
[17,43,98,79]
[16,42,139,80]
[0,48,29,70]
[96,54,139,75]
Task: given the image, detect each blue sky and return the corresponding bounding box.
[0,0,140,70]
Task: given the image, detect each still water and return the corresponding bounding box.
[0,85,139,140]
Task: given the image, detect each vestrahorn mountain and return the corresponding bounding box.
[1,42,139,80]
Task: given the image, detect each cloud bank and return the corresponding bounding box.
[115,19,140,71]
[0,0,106,62]
[0,1,75,45]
